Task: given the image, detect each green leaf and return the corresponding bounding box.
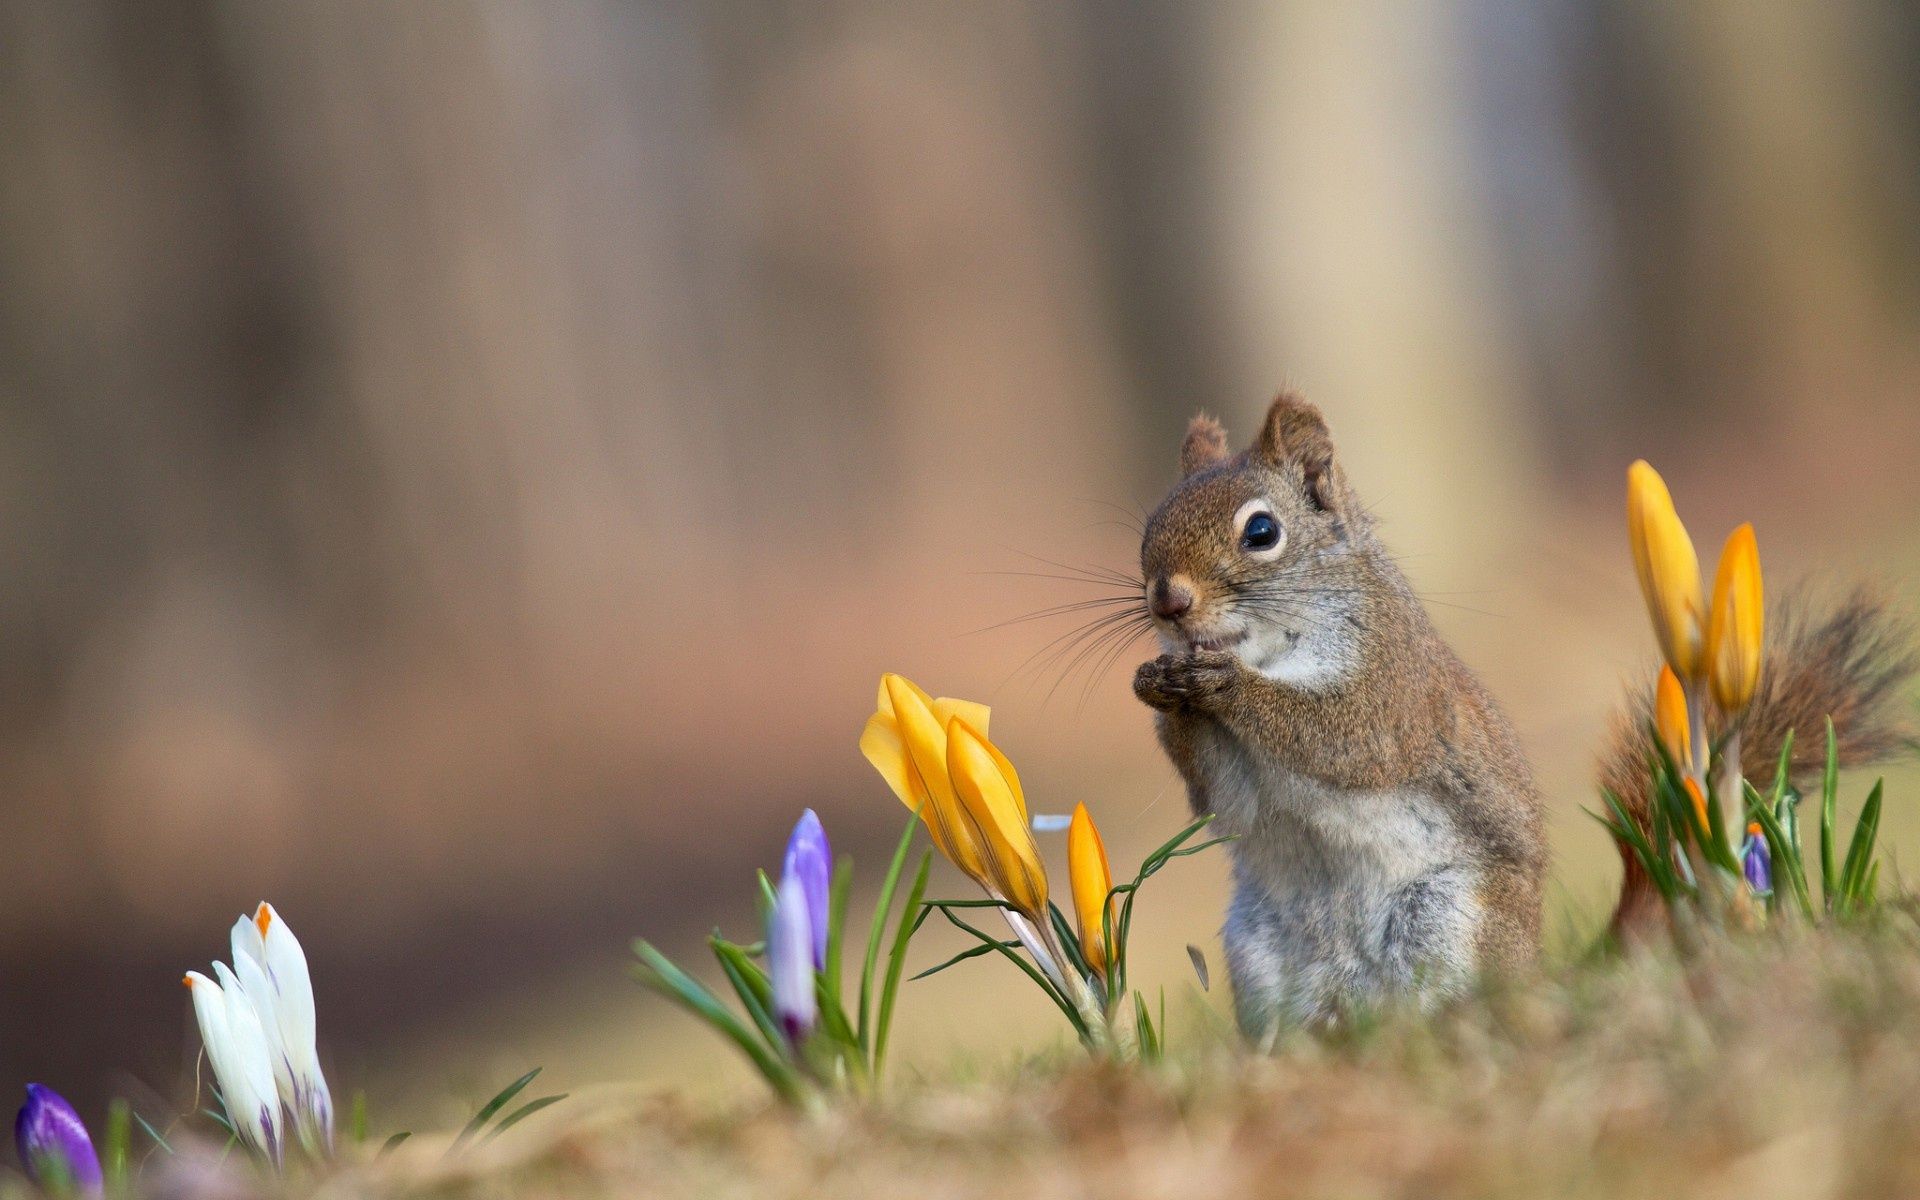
[756,868,778,920]
[872,850,932,1078]
[1746,781,1814,920]
[130,1111,174,1157]
[1046,901,1095,989]
[1839,778,1886,915]
[447,1068,540,1155]
[1592,793,1664,896]
[1106,814,1225,998]
[711,937,784,1055]
[909,936,1020,981]
[858,814,921,1055]
[1770,729,1796,801]
[1821,717,1839,910]
[633,941,802,1101]
[822,855,854,1013]
[377,1132,411,1158]
[480,1094,568,1143]
[1132,990,1160,1063]
[932,906,1088,1039]
[102,1097,131,1188]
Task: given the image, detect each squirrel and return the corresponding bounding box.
[1132,392,1916,1035]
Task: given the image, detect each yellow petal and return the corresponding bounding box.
[945,716,1048,918]
[1068,803,1114,974]
[885,676,988,881]
[1654,664,1691,772]
[1627,461,1705,678]
[931,697,991,741]
[1708,523,1764,715]
[859,712,915,809]
[876,673,935,720]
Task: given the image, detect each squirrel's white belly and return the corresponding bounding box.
[1197,724,1483,1029]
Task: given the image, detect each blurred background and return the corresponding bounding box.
[3,0,1918,1127]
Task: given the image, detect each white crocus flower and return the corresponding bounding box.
[182,967,283,1163]
[229,903,333,1155]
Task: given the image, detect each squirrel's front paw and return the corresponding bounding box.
[1134,651,1243,711]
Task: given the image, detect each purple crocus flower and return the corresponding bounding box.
[15,1085,102,1195]
[1742,824,1772,895]
[780,809,832,969]
[768,871,817,1047]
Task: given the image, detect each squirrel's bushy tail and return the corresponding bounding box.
[1603,587,1919,935]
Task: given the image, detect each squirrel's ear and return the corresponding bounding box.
[1180,414,1229,476]
[1254,392,1341,512]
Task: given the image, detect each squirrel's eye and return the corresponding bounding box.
[1241,511,1281,551]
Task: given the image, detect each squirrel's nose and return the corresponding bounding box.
[1149,578,1193,622]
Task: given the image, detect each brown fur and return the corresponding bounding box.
[1135,394,1547,978]
[1602,586,1919,936]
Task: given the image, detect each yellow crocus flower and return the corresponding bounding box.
[1654,664,1691,772]
[859,674,992,880]
[945,717,1048,919]
[1067,803,1115,975]
[1707,523,1764,716]
[1627,460,1705,679]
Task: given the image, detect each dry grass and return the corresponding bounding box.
[97,911,1920,1200]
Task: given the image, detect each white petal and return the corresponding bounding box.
[231,948,296,1110]
[211,962,284,1163]
[255,903,332,1153]
[231,912,266,973]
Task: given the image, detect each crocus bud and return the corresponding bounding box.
[1654,664,1691,772]
[184,969,283,1163]
[1067,804,1115,976]
[863,674,992,882]
[1627,461,1705,678]
[1742,823,1772,895]
[780,810,832,970]
[15,1085,102,1195]
[229,903,333,1156]
[767,871,817,1046]
[1682,777,1709,835]
[945,717,1049,921]
[1708,524,1764,716]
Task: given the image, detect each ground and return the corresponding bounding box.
[89,913,1920,1200]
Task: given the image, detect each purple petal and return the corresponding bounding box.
[767,872,817,1047]
[781,809,832,969]
[15,1085,103,1194]
[1743,833,1772,895]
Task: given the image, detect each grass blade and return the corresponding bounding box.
[480,1095,568,1143]
[377,1132,411,1158]
[447,1068,540,1155]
